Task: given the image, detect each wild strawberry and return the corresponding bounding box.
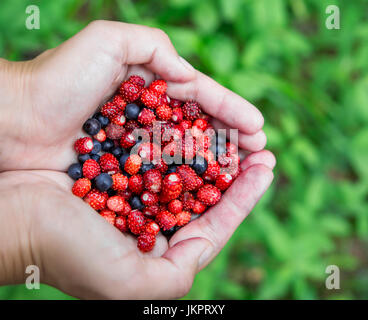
[143,205,159,218]
[215,173,233,191]
[100,209,116,225]
[140,191,159,206]
[84,189,108,210]
[157,94,169,107]
[138,108,156,126]
[107,195,127,213]
[156,210,177,231]
[177,165,203,191]
[125,120,140,132]
[72,178,91,197]
[141,89,159,109]
[226,142,238,155]
[192,200,206,214]
[180,191,195,210]
[125,154,142,175]
[171,107,184,123]
[168,199,183,214]
[111,114,126,126]
[202,162,220,182]
[101,102,122,120]
[182,101,200,120]
[128,210,146,235]
[74,137,94,154]
[179,120,192,131]
[119,80,142,102]
[128,174,144,194]
[105,123,125,140]
[169,98,183,108]
[94,129,107,142]
[156,104,172,121]
[176,211,191,227]
[137,232,156,252]
[115,216,128,232]
[99,153,119,174]
[144,220,160,236]
[118,189,132,201]
[143,169,162,193]
[128,75,145,88]
[182,137,198,162]
[138,142,161,162]
[82,159,101,179]
[149,79,167,95]
[112,95,127,112]
[197,184,221,206]
[112,173,128,191]
[160,173,182,202]
[193,118,208,131]
[153,158,168,174]
[120,130,137,148]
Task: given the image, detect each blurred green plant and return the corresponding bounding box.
[0,0,367,300]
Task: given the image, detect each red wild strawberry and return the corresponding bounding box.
[143,205,160,218]
[171,107,184,124]
[197,184,221,206]
[112,173,129,191]
[192,118,208,131]
[160,173,182,202]
[156,104,172,121]
[128,75,145,88]
[111,114,126,126]
[176,211,191,227]
[226,142,238,155]
[107,195,127,213]
[101,102,122,120]
[149,79,167,95]
[141,88,159,109]
[125,120,140,131]
[168,199,183,214]
[192,200,206,214]
[144,220,160,236]
[100,209,116,225]
[94,129,107,142]
[203,162,221,182]
[177,165,203,191]
[169,98,183,108]
[143,169,162,193]
[137,232,156,252]
[74,137,93,154]
[140,191,159,206]
[82,159,101,179]
[84,189,108,210]
[128,174,144,194]
[99,153,120,174]
[125,154,142,175]
[138,108,156,126]
[157,94,169,107]
[156,210,177,231]
[153,158,168,174]
[138,143,161,162]
[119,80,142,102]
[180,191,195,210]
[128,210,146,235]
[120,130,137,149]
[115,216,128,232]
[105,123,125,140]
[182,101,200,120]
[179,120,192,131]
[72,178,91,198]
[112,95,127,112]
[215,173,233,191]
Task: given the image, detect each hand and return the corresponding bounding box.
[0,20,266,171]
[0,151,274,299]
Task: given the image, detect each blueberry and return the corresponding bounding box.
[140,163,155,174]
[78,153,90,164]
[122,170,131,178]
[166,164,178,174]
[129,195,144,210]
[190,156,208,175]
[101,139,114,151]
[111,146,123,158]
[83,118,101,136]
[119,153,130,168]
[90,140,101,155]
[161,227,177,238]
[95,173,113,192]
[90,154,100,162]
[125,103,141,120]
[93,113,109,127]
[67,163,82,180]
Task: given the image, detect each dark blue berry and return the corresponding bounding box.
[101,139,114,151]
[90,140,101,155]
[111,146,123,158]
[190,156,208,175]
[140,163,155,174]
[67,163,82,180]
[161,227,177,238]
[119,153,130,168]
[125,103,141,120]
[166,164,178,174]
[78,154,90,164]
[83,118,101,136]
[95,173,113,192]
[93,113,109,127]
[129,195,144,210]
[90,154,100,162]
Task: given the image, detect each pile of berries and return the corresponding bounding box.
[68,75,240,252]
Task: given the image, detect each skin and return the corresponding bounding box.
[0,21,275,299]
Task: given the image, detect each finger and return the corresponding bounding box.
[241,150,276,171]
[167,71,264,135]
[211,118,267,152]
[169,164,274,270]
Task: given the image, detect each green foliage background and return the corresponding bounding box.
[1,0,368,300]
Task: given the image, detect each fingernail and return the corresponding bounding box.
[178,56,195,72]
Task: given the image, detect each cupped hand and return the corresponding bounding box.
[0,20,266,171]
[0,150,274,299]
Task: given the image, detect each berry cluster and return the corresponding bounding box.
[68,75,240,252]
